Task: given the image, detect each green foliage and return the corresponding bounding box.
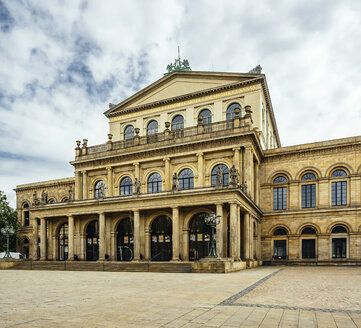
[0,191,18,251]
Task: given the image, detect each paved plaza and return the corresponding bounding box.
[1,266,361,327]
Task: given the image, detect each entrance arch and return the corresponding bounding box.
[189,212,212,261]
[86,220,99,261]
[117,218,134,261]
[58,223,68,261]
[151,215,172,261]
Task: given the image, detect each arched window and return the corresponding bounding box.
[332,225,347,234]
[148,173,162,193]
[120,177,133,196]
[226,103,242,120]
[273,228,287,236]
[178,169,194,190]
[94,180,106,199]
[331,169,347,206]
[301,173,316,208]
[198,109,212,125]
[48,198,56,204]
[124,125,134,140]
[23,203,30,227]
[211,164,229,186]
[331,169,347,178]
[301,227,316,235]
[273,176,287,210]
[171,115,184,130]
[147,120,158,135]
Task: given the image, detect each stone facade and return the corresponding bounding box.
[14,71,361,267]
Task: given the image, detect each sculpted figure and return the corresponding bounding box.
[134,178,141,194]
[99,182,105,198]
[68,186,73,202]
[172,173,179,191]
[230,165,240,186]
[216,167,223,187]
[41,190,48,204]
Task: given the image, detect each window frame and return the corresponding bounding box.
[120,177,133,196]
[178,168,194,190]
[147,173,162,193]
[211,164,229,186]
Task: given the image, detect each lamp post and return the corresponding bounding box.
[1,227,15,258]
[204,212,221,258]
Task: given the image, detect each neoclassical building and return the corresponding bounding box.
[15,64,361,270]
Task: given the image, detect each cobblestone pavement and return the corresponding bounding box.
[0,266,360,327]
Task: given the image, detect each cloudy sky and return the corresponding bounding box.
[1,0,360,207]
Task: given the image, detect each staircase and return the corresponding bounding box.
[9,260,192,273]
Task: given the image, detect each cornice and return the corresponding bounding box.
[15,178,75,192]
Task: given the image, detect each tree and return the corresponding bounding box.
[0,191,18,252]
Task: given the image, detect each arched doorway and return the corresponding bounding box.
[189,213,212,261]
[86,220,99,261]
[117,218,134,261]
[151,215,172,261]
[58,223,68,261]
[301,227,317,259]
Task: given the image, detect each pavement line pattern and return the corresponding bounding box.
[219,268,283,306]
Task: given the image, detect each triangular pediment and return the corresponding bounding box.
[105,71,262,116]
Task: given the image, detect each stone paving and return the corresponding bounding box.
[0,266,361,327]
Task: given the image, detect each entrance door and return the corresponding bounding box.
[332,238,346,258]
[189,213,212,261]
[86,220,99,261]
[117,218,134,261]
[273,240,286,259]
[302,239,316,259]
[151,215,172,261]
[58,223,69,261]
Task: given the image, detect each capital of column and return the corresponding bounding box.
[81,170,87,174]
[196,152,204,157]
[106,166,113,171]
[232,147,240,152]
[163,157,170,162]
[133,209,140,214]
[133,162,140,167]
[110,231,118,236]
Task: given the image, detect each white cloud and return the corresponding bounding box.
[0,0,361,207]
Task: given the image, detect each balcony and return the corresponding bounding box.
[74,114,253,160]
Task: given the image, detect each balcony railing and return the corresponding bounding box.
[82,116,251,156]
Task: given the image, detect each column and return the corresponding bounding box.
[243,212,250,260]
[40,218,46,260]
[237,206,241,259]
[47,221,53,260]
[233,147,240,172]
[80,233,86,260]
[133,210,140,261]
[244,146,253,196]
[197,152,204,187]
[229,203,238,259]
[82,170,88,199]
[68,215,74,260]
[163,157,170,190]
[110,232,117,261]
[99,212,105,260]
[182,229,189,261]
[145,228,151,260]
[133,162,140,179]
[75,171,82,200]
[32,218,39,259]
[250,217,254,260]
[107,167,113,196]
[172,207,180,261]
[216,203,224,258]
[254,163,259,204]
[257,222,262,261]
[52,235,57,260]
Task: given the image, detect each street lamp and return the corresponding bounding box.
[204,212,221,258]
[1,227,15,259]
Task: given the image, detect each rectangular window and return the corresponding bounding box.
[301,184,316,208]
[331,181,347,206]
[273,187,287,210]
[332,238,346,258]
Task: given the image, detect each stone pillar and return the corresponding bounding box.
[244,146,253,196]
[47,221,53,260]
[40,218,46,260]
[257,222,262,260]
[52,235,57,261]
[163,157,170,190]
[68,215,74,260]
[133,162,140,179]
[133,210,140,261]
[237,206,241,259]
[288,236,299,260]
[243,212,250,260]
[32,218,39,259]
[99,213,105,260]
[172,207,180,261]
[249,217,254,260]
[107,167,113,196]
[254,163,259,205]
[145,228,151,260]
[229,203,238,259]
[110,232,117,261]
[197,152,204,187]
[80,233,86,260]
[232,147,240,172]
[182,229,189,261]
[216,203,224,257]
[82,170,88,199]
[317,235,329,260]
[75,171,82,200]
